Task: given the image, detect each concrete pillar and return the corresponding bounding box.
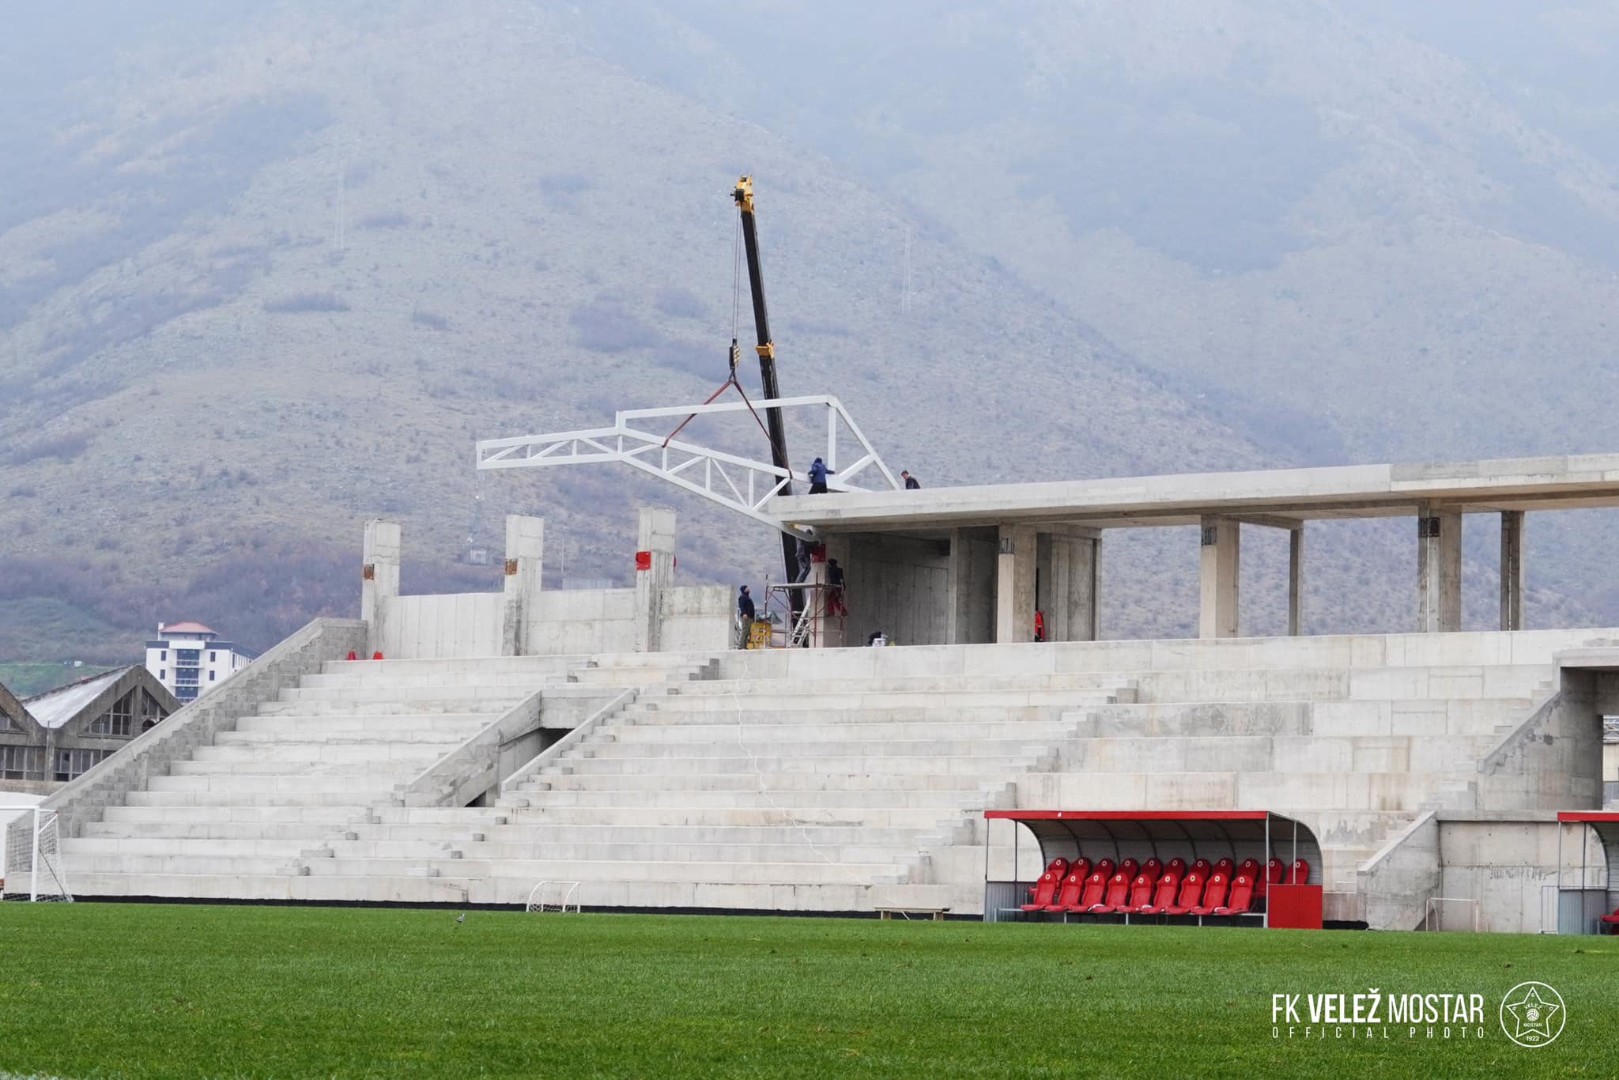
[1041,532,1100,642]
[1417,504,1462,633]
[361,520,401,656]
[1198,516,1240,639]
[634,507,676,652]
[501,515,544,656]
[1288,526,1304,637]
[995,524,1037,643]
[1500,510,1525,632]
[947,527,997,644]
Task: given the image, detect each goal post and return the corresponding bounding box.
[2,806,74,903]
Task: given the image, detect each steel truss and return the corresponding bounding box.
[476,396,898,538]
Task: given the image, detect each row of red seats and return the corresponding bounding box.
[1020,856,1310,919]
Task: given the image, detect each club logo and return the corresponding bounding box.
[1499,982,1565,1048]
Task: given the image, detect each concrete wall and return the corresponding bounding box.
[659,586,733,652]
[525,589,639,654]
[1478,677,1604,812]
[841,533,952,647]
[1435,818,1607,934]
[382,593,504,659]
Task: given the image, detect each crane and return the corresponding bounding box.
[733,176,802,601]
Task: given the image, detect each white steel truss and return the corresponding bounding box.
[476,395,898,538]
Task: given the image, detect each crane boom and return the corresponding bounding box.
[733,176,801,596]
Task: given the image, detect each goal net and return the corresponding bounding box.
[2,807,74,902]
[525,880,581,913]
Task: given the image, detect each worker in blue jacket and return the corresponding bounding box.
[808,457,832,494]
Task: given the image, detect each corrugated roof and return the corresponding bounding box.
[23,668,127,729]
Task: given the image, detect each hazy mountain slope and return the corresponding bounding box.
[566,0,1619,619]
[4,1,1418,659]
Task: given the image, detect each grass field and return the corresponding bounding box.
[0,904,1612,1079]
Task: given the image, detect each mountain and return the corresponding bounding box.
[0,1,1608,660]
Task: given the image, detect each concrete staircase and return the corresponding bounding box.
[312,672,1139,911]
[63,653,715,902]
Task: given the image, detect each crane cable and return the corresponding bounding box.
[660,208,772,449]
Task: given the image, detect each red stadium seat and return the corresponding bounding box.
[1119,873,1156,913]
[1118,858,1140,881]
[1141,858,1163,881]
[1021,859,1070,911]
[1092,858,1116,880]
[1212,874,1255,917]
[1237,858,1260,880]
[1600,909,1619,934]
[1289,859,1310,885]
[1043,860,1092,912]
[1189,859,1212,879]
[1189,873,1231,917]
[1166,857,1187,876]
[1164,872,1206,916]
[1136,871,1182,916]
[1086,872,1130,914]
[1256,858,1285,900]
[1214,857,1235,879]
[1067,871,1109,913]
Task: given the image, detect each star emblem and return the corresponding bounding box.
[1501,983,1565,1047]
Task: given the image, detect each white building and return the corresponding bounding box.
[143,622,255,704]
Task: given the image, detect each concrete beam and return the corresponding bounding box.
[1199,516,1240,639]
[1500,510,1525,632]
[502,516,544,656]
[1417,504,1462,633]
[995,525,1037,643]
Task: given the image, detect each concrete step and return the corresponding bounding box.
[500,788,992,809]
[236,713,498,731]
[69,870,469,904]
[524,771,1005,794]
[274,685,531,705]
[190,742,467,765]
[124,790,392,808]
[595,718,1075,744]
[680,673,1137,696]
[637,688,1130,712]
[580,735,1059,759]
[317,654,711,678]
[549,753,1043,777]
[419,840,921,865]
[298,856,906,886]
[494,805,971,829]
[146,772,422,794]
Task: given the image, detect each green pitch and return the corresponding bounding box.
[0,904,1612,1079]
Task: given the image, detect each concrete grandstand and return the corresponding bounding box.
[13,453,1619,933]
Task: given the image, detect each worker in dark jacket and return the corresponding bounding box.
[736,585,756,648]
[901,470,921,490]
[808,457,832,494]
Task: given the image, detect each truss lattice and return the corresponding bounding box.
[476,396,897,538]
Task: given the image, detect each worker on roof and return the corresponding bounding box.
[808,457,832,494]
[901,470,921,490]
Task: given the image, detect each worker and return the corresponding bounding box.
[1034,610,1046,643]
[796,538,813,582]
[736,585,756,648]
[901,470,921,490]
[808,457,832,494]
[826,558,846,617]
[867,629,887,647]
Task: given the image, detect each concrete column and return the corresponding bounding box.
[1043,533,1100,642]
[1500,510,1525,631]
[1288,526,1304,637]
[361,520,401,656]
[501,515,544,656]
[947,527,997,645]
[995,524,1037,643]
[634,508,676,652]
[1198,516,1240,639]
[1417,504,1462,633]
